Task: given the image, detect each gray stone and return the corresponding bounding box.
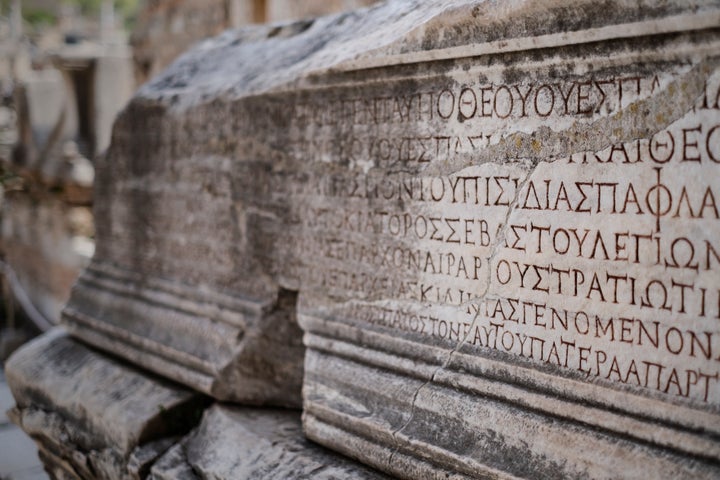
[149,405,390,479]
[40,0,720,478]
[0,369,43,480]
[64,274,304,406]
[5,328,207,480]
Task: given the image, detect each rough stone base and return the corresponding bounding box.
[5,329,208,480]
[5,329,389,479]
[150,405,391,480]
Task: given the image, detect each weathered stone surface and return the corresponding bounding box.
[64,268,304,405]
[5,328,207,479]
[149,405,389,479]
[55,0,720,477]
[130,0,381,85]
[131,0,233,85]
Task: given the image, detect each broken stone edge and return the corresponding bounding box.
[300,313,720,479]
[5,328,209,479]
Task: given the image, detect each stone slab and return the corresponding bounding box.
[63,270,305,405]
[54,0,720,478]
[61,0,670,412]
[149,405,390,479]
[5,328,207,480]
[294,13,720,475]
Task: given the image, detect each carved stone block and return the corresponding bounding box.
[5,329,207,479]
[46,0,720,477]
[149,405,389,479]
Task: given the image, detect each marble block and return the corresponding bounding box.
[5,329,207,479]
[38,0,720,477]
[149,405,390,479]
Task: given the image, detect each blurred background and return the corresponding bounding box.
[0,0,379,361]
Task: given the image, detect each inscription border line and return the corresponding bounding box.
[301,314,720,451]
[334,13,720,72]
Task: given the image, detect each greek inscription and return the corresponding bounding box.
[292,75,657,127]
[292,67,720,407]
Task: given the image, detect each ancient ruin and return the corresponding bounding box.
[5,0,720,478]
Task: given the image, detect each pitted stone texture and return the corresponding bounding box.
[64,269,304,406]
[55,0,720,478]
[5,329,207,480]
[149,405,390,480]
[137,0,720,109]
[63,0,720,409]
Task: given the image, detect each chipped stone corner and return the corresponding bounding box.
[4,328,212,479]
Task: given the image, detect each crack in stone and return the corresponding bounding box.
[175,438,204,480]
[386,157,538,470]
[424,58,718,178]
[385,59,720,471]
